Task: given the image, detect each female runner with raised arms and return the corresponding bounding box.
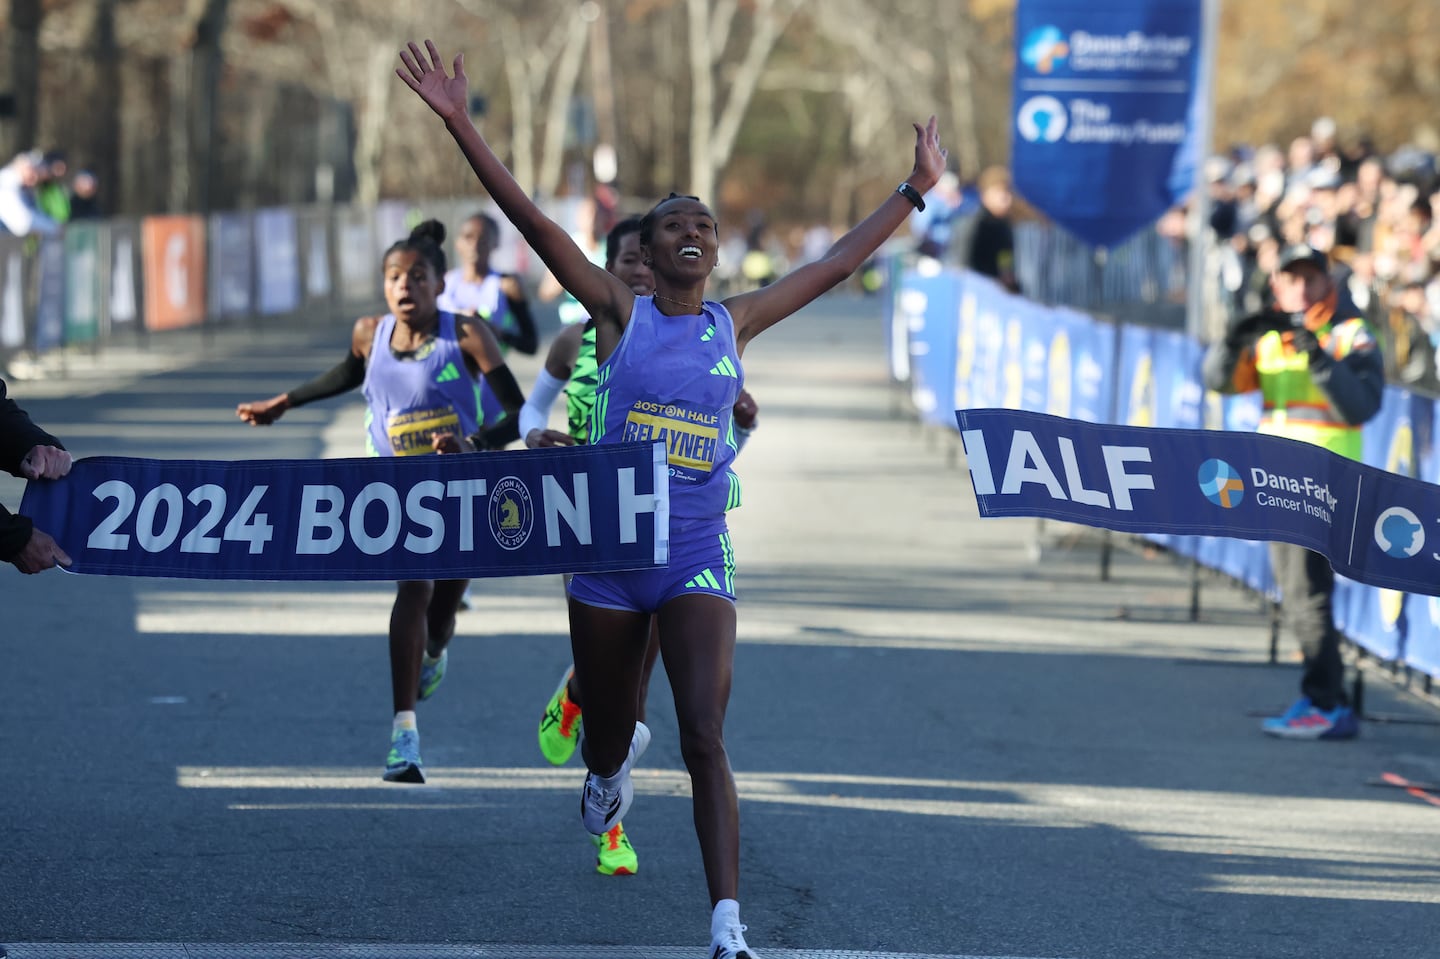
[398,39,944,959]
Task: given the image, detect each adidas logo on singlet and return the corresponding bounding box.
[710,356,738,378]
[435,362,460,383]
[701,324,716,342]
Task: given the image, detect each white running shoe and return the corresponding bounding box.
[580,720,650,834]
[710,921,757,959]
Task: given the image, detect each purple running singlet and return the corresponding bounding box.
[362,312,481,457]
[588,295,744,520]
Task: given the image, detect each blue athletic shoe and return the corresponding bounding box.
[1262,698,1359,740]
[384,727,426,782]
[418,648,447,701]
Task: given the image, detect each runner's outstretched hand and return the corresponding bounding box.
[397,40,469,124]
[911,115,948,190]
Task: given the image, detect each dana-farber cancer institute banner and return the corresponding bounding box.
[957,408,1440,599]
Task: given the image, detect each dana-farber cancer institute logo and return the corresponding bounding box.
[1374,506,1425,559]
[1021,26,1070,73]
[1197,458,1244,508]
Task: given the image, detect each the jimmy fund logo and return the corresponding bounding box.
[1374,506,1425,559]
[488,475,534,550]
[1017,96,1068,143]
[1197,458,1244,508]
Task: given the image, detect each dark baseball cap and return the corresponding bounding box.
[1277,244,1329,272]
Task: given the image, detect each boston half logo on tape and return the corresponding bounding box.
[489,476,534,550]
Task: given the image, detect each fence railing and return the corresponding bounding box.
[0,196,549,369]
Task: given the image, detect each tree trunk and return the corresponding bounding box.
[536,12,590,199]
[685,0,721,201]
[5,0,43,159]
[168,54,191,212]
[687,0,796,204]
[707,0,790,178]
[239,79,278,209]
[82,0,121,217]
[188,0,229,215]
[353,41,394,206]
[945,18,982,177]
[501,24,538,196]
[168,0,229,213]
[587,2,618,181]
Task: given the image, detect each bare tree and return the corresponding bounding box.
[267,0,400,206]
[808,0,989,175]
[489,4,591,198]
[3,0,43,158]
[167,0,228,213]
[64,0,121,216]
[684,0,803,203]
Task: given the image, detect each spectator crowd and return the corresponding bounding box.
[1205,117,1440,395]
[0,147,99,239]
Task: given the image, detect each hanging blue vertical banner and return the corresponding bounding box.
[1012,0,1204,248]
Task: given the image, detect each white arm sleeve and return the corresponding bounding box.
[519,368,568,440]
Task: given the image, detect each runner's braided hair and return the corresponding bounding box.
[384,218,448,277]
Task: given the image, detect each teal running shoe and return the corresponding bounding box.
[418,648,448,702]
[384,726,425,783]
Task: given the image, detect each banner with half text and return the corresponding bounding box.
[21,443,670,581]
[956,408,1440,598]
[1012,0,1203,248]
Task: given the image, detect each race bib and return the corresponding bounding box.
[621,399,720,482]
[387,405,461,456]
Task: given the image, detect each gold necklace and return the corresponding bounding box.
[653,292,703,311]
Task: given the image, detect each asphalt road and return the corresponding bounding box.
[3,294,1439,959]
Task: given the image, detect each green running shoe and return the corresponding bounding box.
[384,726,425,783]
[591,821,637,876]
[418,648,448,702]
[538,667,583,765]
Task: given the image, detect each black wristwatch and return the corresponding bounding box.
[896,182,926,212]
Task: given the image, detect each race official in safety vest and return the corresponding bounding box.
[1202,243,1384,741]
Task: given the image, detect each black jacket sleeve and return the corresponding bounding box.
[1,377,64,475]
[285,350,367,407]
[0,505,34,562]
[1309,342,1386,426]
[1,377,63,561]
[494,284,538,355]
[469,364,527,451]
